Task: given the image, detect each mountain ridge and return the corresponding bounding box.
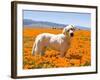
[23,19,90,30]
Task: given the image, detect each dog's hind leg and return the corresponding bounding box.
[32,41,36,56]
[32,40,40,56]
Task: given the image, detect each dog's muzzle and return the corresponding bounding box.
[70,33,74,37]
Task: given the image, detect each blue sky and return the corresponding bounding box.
[23,10,91,28]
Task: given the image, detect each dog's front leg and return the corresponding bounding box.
[60,52,66,57]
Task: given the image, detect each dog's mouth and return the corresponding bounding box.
[70,33,74,37]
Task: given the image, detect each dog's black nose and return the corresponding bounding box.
[70,33,74,37]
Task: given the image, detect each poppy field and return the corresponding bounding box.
[23,27,91,69]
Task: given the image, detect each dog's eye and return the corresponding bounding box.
[71,28,75,31]
[71,28,73,30]
[67,30,70,32]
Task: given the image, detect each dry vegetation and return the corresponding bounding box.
[23,27,91,69]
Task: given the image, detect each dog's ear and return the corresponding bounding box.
[72,25,76,31]
[62,28,69,36]
[62,28,66,35]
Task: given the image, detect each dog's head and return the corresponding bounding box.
[62,25,75,37]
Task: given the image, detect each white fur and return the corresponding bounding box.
[32,25,75,57]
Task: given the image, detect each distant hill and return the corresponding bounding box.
[23,19,66,28]
[23,19,90,30]
[23,19,34,25]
